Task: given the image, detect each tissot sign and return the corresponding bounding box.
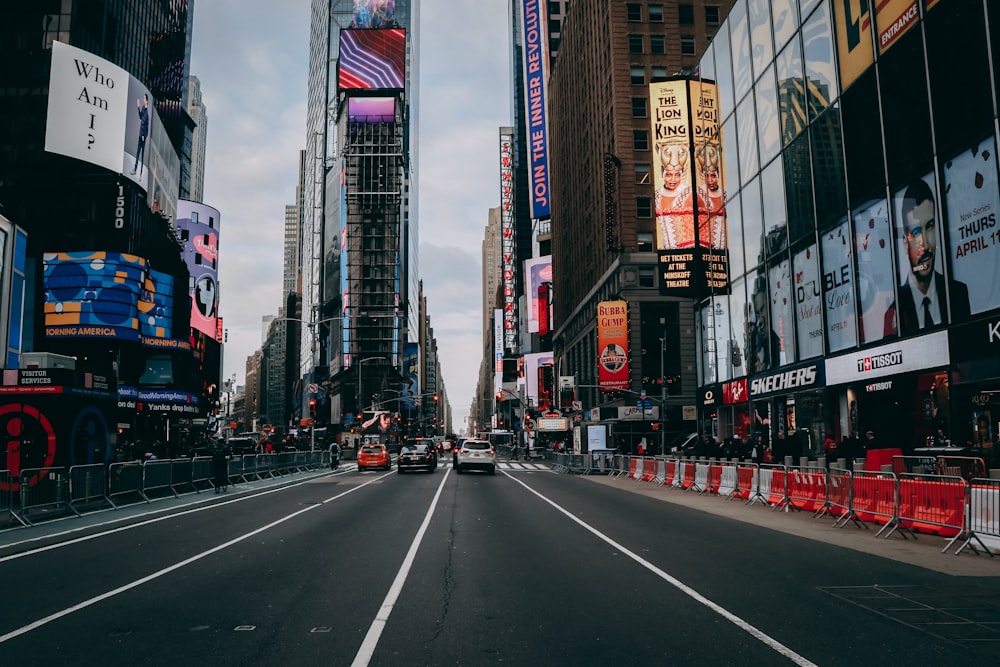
[825,330,950,385]
[749,362,824,398]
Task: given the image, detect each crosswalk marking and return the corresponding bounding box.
[439,461,552,472]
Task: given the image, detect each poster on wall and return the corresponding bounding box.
[597,300,629,390]
[853,198,895,343]
[942,137,1000,317]
[769,259,795,367]
[821,220,858,353]
[793,245,823,359]
[746,271,777,373]
[889,172,970,336]
[524,256,552,334]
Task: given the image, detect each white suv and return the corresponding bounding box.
[455,439,496,474]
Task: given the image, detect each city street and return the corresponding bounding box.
[1,461,999,666]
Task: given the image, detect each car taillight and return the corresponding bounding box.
[489,449,495,455]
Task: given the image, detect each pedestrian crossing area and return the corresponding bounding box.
[441,461,553,472]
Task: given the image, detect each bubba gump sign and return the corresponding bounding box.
[597,300,630,390]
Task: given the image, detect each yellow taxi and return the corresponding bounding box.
[357,443,391,471]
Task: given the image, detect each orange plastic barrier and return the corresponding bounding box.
[764,466,787,507]
[707,464,723,495]
[681,462,696,489]
[850,472,895,525]
[732,465,754,500]
[664,460,677,486]
[628,457,640,480]
[864,448,903,472]
[787,470,824,512]
[897,476,965,537]
[641,458,657,482]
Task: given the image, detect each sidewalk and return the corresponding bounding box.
[0,465,337,552]
[584,473,1000,577]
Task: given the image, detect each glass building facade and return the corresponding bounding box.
[694,0,1000,459]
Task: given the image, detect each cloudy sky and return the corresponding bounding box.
[190,1,512,431]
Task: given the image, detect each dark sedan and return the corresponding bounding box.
[397,442,437,473]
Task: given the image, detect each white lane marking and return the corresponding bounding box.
[503,472,819,667]
[351,468,450,667]
[0,472,393,643]
[0,468,353,557]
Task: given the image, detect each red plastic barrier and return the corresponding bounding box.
[707,464,723,495]
[788,470,824,512]
[641,458,657,482]
[664,460,677,486]
[764,466,787,507]
[850,472,895,525]
[733,465,754,500]
[681,462,696,489]
[898,476,965,537]
[629,457,640,480]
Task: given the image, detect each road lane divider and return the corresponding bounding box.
[501,470,819,667]
[351,467,451,667]
[0,472,392,643]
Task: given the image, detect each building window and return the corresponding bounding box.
[630,65,645,85]
[627,3,641,21]
[639,265,655,285]
[548,2,561,16]
[631,97,647,117]
[635,163,650,184]
[633,129,650,150]
[679,4,695,24]
[651,65,668,82]
[705,5,721,25]
[650,34,665,54]
[629,34,644,54]
[681,35,696,56]
[648,4,664,22]
[550,18,561,32]
[636,197,653,218]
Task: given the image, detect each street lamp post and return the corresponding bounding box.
[660,336,668,456]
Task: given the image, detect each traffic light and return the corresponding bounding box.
[309,398,317,417]
[433,394,439,405]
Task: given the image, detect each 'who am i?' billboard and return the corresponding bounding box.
[500,128,518,353]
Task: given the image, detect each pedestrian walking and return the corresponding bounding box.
[329,441,341,469]
[213,441,231,493]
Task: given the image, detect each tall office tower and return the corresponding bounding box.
[187,75,208,202]
[546,1,733,433]
[0,1,216,456]
[303,1,419,430]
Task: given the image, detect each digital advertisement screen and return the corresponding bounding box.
[177,200,221,338]
[347,96,396,122]
[43,251,146,340]
[338,28,406,90]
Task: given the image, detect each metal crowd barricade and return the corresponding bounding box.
[846,470,898,535]
[692,461,710,493]
[108,461,144,505]
[786,467,825,513]
[1,469,27,526]
[191,456,213,490]
[814,468,851,521]
[614,454,628,477]
[552,452,569,473]
[731,463,755,501]
[896,472,967,550]
[717,463,739,497]
[18,467,69,525]
[169,458,195,494]
[937,456,989,483]
[140,460,176,501]
[957,478,999,556]
[68,464,110,514]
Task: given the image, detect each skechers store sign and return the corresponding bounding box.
[749,362,824,398]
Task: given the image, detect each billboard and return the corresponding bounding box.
[500,128,518,352]
[597,300,629,390]
[874,0,920,54]
[43,251,185,348]
[338,28,406,90]
[352,0,396,29]
[853,198,896,343]
[347,96,396,123]
[522,352,553,408]
[821,220,858,353]
[524,255,551,334]
[888,172,970,337]
[833,0,875,91]
[176,200,220,338]
[519,0,552,219]
[942,137,1000,317]
[651,79,730,296]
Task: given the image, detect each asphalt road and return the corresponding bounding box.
[1,459,998,666]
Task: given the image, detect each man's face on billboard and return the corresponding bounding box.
[904,199,936,283]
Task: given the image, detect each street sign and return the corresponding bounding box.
[571,400,583,411]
